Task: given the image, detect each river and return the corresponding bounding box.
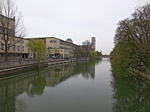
[0,59,150,112]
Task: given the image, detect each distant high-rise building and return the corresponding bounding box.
[91,37,96,51]
[81,37,96,51]
[82,40,90,46]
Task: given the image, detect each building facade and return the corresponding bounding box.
[32,37,77,59]
[0,14,29,61]
[91,37,96,51]
[82,37,96,52]
[0,14,96,61]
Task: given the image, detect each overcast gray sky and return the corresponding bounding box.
[16,0,149,54]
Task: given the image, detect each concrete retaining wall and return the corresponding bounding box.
[0,58,89,76]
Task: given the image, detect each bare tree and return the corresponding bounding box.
[0,0,26,61]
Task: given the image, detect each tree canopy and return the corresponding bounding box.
[114,3,150,45]
[89,51,97,59]
[27,39,46,68]
[111,3,150,75]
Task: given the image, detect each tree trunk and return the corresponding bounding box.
[38,58,41,69]
[5,45,8,62]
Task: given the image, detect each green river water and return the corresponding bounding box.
[0,59,150,112]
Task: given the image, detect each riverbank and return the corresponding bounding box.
[111,63,150,85]
[130,69,150,85]
[0,58,89,76]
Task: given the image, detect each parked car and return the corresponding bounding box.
[52,55,60,59]
[52,56,56,59]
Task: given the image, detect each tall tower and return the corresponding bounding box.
[91,37,96,51]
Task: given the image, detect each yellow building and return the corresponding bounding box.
[0,14,29,61]
[0,14,83,61]
[31,37,77,59]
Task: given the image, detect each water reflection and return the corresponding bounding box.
[111,74,150,112]
[0,60,97,112]
[27,71,46,96]
[2,59,150,112]
[80,60,96,79]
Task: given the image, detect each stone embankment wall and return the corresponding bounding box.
[0,58,89,76]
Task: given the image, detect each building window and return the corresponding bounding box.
[48,46,52,49]
[1,43,4,50]
[18,39,20,43]
[50,40,56,43]
[1,37,4,40]
[8,45,10,51]
[9,29,13,35]
[13,45,16,51]
[18,46,20,51]
[22,46,24,52]
[0,26,2,34]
